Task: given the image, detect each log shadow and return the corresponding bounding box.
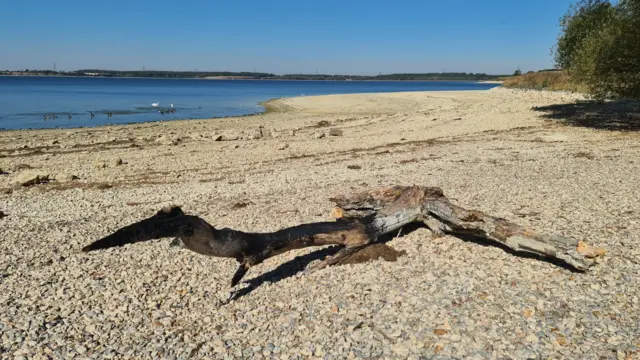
[229,246,342,301]
[532,100,640,131]
[454,233,583,273]
[229,224,422,301]
[228,223,583,302]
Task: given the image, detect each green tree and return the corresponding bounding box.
[556,0,640,99]
[513,69,522,76]
[553,0,614,70]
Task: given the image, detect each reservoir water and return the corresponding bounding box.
[0,76,499,130]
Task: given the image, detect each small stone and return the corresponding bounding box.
[155,135,179,145]
[525,334,538,343]
[301,348,312,356]
[213,338,224,348]
[607,336,622,346]
[14,171,50,186]
[350,330,363,341]
[223,133,240,141]
[112,157,123,166]
[434,328,448,336]
[312,132,325,139]
[329,128,343,136]
[55,173,78,182]
[533,133,568,143]
[392,343,410,356]
[95,161,107,169]
[13,164,33,171]
[277,143,289,150]
[556,336,568,346]
[213,135,223,141]
[516,348,537,359]
[76,346,87,354]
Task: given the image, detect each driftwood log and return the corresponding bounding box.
[82,185,605,286]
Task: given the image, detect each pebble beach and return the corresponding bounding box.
[1,87,639,359]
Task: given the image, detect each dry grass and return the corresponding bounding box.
[502,71,587,93]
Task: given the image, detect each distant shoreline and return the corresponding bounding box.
[0,74,499,83]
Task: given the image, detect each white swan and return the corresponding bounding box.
[170,104,174,108]
[151,102,160,107]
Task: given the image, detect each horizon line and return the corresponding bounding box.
[2,68,517,77]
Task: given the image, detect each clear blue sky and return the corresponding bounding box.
[1,0,574,75]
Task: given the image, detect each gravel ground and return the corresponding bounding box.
[0,88,639,359]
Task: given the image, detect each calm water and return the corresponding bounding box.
[0,76,498,130]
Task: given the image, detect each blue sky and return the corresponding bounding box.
[1,0,574,75]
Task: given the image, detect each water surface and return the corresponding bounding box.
[0,76,498,130]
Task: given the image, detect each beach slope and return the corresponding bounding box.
[1,88,638,358]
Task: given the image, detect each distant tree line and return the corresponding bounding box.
[1,69,59,76]
[69,70,276,78]
[0,69,275,78]
[553,0,640,99]
[276,73,505,81]
[1,69,507,81]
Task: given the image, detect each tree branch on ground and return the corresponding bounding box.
[82,186,606,287]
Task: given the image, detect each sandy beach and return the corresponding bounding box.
[1,87,639,359]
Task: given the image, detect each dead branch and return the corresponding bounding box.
[82,185,604,286]
[331,185,605,270]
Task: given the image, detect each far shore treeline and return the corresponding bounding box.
[0,69,507,81]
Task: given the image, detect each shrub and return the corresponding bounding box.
[556,0,640,99]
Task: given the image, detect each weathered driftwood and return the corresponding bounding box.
[330,186,605,269]
[82,185,605,286]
